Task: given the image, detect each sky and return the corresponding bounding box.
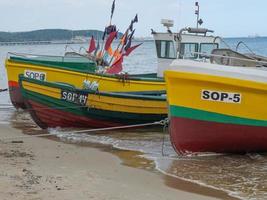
[0,0,266,37]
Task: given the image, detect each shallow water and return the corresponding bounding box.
[1,38,267,200]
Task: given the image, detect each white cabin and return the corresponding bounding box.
[152,20,221,77]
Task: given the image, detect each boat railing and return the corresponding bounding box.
[186,51,267,67]
[212,36,231,49]
[236,41,256,55]
[7,51,94,63]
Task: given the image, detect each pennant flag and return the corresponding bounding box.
[110,0,115,20]
[124,29,135,51]
[106,55,123,74]
[104,31,117,51]
[94,39,100,57]
[123,43,142,57]
[87,36,96,54]
[113,49,121,59]
[107,46,113,56]
[133,14,138,23]
[129,20,134,32]
[97,51,103,59]
[120,30,128,45]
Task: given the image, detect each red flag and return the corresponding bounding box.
[104,31,117,51]
[123,43,142,57]
[106,55,123,74]
[87,36,96,54]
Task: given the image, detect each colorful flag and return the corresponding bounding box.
[94,39,100,57]
[120,30,128,45]
[123,43,142,57]
[106,54,123,74]
[110,0,115,20]
[87,36,96,54]
[104,31,117,51]
[107,46,113,56]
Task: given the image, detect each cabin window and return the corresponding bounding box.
[179,43,198,59]
[155,40,176,59]
[199,43,219,58]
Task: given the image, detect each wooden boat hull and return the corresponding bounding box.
[165,68,267,155]
[6,56,165,109]
[20,76,167,129]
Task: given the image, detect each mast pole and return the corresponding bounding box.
[195,2,200,29]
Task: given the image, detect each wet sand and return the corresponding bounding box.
[0,124,221,200]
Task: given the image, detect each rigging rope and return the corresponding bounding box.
[0,119,169,143]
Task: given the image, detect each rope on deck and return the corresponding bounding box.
[0,119,169,143]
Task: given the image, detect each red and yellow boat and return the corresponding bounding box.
[6,53,165,109]
[19,75,167,129]
[165,59,267,155]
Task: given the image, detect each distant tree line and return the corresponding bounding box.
[0,29,122,42]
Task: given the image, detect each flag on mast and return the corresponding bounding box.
[106,54,123,74]
[87,36,96,54]
[104,31,117,51]
[123,43,142,57]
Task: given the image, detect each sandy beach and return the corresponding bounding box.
[0,124,228,200]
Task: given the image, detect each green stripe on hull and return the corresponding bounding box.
[23,89,165,123]
[170,105,267,127]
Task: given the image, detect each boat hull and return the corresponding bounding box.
[165,68,267,154]
[20,76,167,129]
[6,57,165,109]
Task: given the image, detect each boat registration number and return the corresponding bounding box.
[24,70,46,81]
[201,90,241,104]
[61,90,88,106]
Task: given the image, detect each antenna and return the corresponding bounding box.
[195,2,203,28]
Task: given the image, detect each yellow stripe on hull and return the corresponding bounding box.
[87,95,167,114]
[165,70,267,121]
[6,60,165,92]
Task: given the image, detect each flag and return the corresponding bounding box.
[128,15,138,32]
[129,20,134,32]
[107,46,113,56]
[133,14,138,23]
[124,29,135,51]
[106,54,123,74]
[120,30,128,45]
[110,0,115,20]
[113,51,122,61]
[104,31,117,51]
[123,43,142,57]
[94,39,100,57]
[87,36,96,54]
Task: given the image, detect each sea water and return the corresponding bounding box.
[1,39,267,200]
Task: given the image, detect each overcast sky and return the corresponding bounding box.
[0,0,266,37]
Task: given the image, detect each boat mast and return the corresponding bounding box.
[195,2,203,30]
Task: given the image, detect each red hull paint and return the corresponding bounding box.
[8,81,26,109]
[170,116,267,154]
[27,100,123,129]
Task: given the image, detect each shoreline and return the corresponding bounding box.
[0,123,233,200]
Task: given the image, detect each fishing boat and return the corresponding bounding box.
[165,54,267,155]
[19,75,167,129]
[6,53,165,109]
